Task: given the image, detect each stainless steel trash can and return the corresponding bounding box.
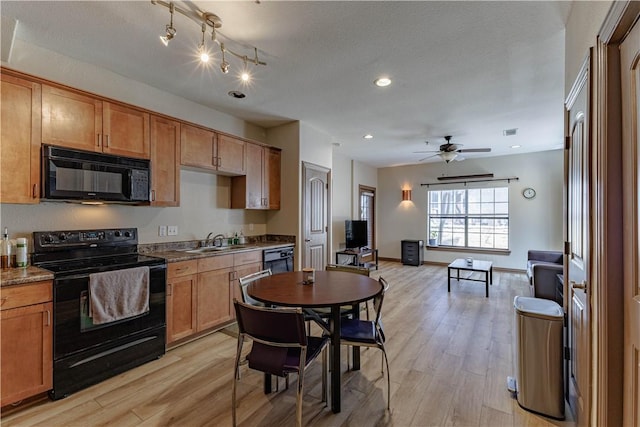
[512,296,564,419]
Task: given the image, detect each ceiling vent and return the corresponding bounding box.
[228,90,246,99]
[503,128,518,136]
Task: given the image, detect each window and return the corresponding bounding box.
[359,186,375,248]
[428,187,509,250]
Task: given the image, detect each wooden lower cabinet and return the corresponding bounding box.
[166,251,263,344]
[166,261,198,344]
[0,281,53,407]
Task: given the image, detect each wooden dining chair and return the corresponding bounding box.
[339,276,391,410]
[232,300,329,427]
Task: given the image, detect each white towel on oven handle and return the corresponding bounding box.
[88,266,150,324]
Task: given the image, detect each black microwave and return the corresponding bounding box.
[42,145,150,204]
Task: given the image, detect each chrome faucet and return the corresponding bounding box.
[205,232,226,247]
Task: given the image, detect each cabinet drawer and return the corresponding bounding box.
[0,281,52,311]
[168,260,198,278]
[233,250,262,266]
[198,254,234,272]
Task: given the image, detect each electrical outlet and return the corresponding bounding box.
[158,225,167,237]
[168,225,178,236]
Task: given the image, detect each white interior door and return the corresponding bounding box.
[565,52,592,427]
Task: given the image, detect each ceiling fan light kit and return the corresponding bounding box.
[151,0,267,84]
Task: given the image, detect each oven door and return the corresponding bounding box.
[53,264,166,360]
[263,248,294,274]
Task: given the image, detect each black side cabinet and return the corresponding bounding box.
[401,240,424,266]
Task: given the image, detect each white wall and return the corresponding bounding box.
[0,38,271,244]
[564,1,612,92]
[377,150,563,270]
[331,153,352,254]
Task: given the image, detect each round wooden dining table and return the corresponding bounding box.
[247,270,382,414]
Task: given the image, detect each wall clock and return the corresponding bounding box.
[522,187,536,199]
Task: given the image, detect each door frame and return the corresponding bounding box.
[358,185,376,249]
[593,1,640,424]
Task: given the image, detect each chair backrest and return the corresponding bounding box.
[373,277,390,325]
[325,263,370,276]
[233,299,308,376]
[238,269,272,306]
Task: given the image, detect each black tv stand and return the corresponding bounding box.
[335,247,379,270]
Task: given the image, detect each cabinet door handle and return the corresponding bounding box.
[151,190,156,202]
[32,184,38,199]
[45,310,51,326]
[217,157,222,168]
[97,133,101,147]
[212,156,217,167]
[105,134,109,147]
[167,283,172,296]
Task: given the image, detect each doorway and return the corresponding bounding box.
[358,185,376,249]
[302,162,330,271]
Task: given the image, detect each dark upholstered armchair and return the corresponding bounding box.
[526,250,563,302]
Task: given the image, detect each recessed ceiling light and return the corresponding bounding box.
[363,134,374,140]
[228,90,246,99]
[503,128,518,136]
[374,77,391,87]
[510,145,521,149]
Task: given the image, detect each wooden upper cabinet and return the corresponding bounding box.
[216,134,246,175]
[231,143,281,210]
[265,147,281,210]
[102,102,150,158]
[150,115,180,207]
[180,123,216,170]
[0,73,41,204]
[42,85,149,159]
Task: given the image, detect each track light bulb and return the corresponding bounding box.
[221,61,230,73]
[241,71,250,82]
[160,25,176,46]
[200,49,210,63]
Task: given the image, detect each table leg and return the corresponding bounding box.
[264,373,272,394]
[448,267,451,292]
[490,267,493,284]
[485,271,489,298]
[331,306,341,413]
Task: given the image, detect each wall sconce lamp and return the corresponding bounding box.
[402,189,412,201]
[152,0,267,82]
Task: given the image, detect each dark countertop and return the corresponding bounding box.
[0,242,294,287]
[1,266,55,287]
[150,242,294,263]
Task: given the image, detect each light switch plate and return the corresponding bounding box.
[158,225,167,237]
[168,225,178,236]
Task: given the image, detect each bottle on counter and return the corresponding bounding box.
[233,232,239,245]
[238,231,246,245]
[16,237,28,268]
[1,227,11,269]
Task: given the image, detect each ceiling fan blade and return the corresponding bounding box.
[413,150,440,153]
[419,154,439,161]
[458,148,491,153]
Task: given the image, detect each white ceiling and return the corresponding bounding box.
[1,1,572,168]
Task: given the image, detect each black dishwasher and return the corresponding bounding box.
[263,246,294,273]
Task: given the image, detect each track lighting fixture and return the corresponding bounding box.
[152,0,267,83]
[160,2,176,46]
[198,23,210,63]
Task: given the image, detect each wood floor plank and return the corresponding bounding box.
[1,261,574,426]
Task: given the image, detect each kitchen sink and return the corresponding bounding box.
[184,245,258,254]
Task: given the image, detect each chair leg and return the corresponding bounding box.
[232,335,244,427]
[322,346,328,404]
[296,350,307,427]
[381,345,391,411]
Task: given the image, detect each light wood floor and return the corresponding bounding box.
[2,261,575,426]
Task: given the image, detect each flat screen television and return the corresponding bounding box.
[345,220,368,249]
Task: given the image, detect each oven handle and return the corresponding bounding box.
[53,264,166,281]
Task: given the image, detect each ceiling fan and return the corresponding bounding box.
[414,135,492,163]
